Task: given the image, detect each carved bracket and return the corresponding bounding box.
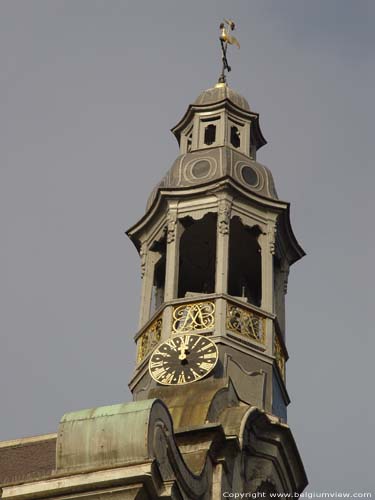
[218,199,232,235]
[282,266,290,294]
[140,243,147,279]
[166,211,177,244]
[269,223,277,255]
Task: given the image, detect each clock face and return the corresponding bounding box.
[148,334,218,386]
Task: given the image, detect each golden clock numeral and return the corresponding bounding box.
[150,360,164,368]
[203,353,216,359]
[161,371,175,384]
[178,372,186,384]
[152,367,166,379]
[197,343,213,352]
[154,349,170,358]
[165,338,177,350]
[190,368,201,380]
[198,361,214,371]
[191,338,200,349]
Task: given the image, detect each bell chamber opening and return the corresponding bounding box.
[228,216,262,307]
[178,213,217,298]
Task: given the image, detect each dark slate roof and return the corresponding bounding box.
[194,84,250,111]
[0,434,56,486]
[147,146,278,210]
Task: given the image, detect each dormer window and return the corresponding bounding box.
[181,125,193,154]
[199,115,221,149]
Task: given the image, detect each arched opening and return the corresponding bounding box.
[228,217,261,306]
[178,213,216,298]
[204,124,216,146]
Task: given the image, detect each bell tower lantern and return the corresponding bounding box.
[127,81,305,423]
[174,82,266,159]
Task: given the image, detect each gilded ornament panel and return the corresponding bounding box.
[137,316,163,363]
[274,333,286,381]
[172,300,215,334]
[226,303,265,343]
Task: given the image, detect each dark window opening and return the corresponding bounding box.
[187,134,192,152]
[230,126,241,148]
[204,124,216,146]
[150,238,166,312]
[228,217,261,306]
[178,214,216,298]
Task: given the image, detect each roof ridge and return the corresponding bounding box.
[0,433,57,449]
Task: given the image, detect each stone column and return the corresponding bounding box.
[215,195,232,336]
[260,221,276,311]
[138,242,153,328]
[163,203,183,339]
[164,206,182,301]
[260,221,276,354]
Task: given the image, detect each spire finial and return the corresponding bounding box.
[218,19,240,84]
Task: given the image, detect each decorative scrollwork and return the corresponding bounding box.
[137,316,162,363]
[218,199,231,235]
[166,212,177,244]
[140,243,147,279]
[274,333,286,380]
[172,301,215,334]
[268,223,277,255]
[226,304,265,343]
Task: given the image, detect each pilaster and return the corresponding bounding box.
[260,221,276,354]
[162,204,184,340]
[138,242,153,328]
[260,221,276,312]
[164,205,183,301]
[215,196,232,293]
[215,195,232,336]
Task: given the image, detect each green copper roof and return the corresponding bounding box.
[56,399,170,473]
[60,399,155,422]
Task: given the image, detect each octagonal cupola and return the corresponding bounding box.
[127,75,305,425]
[171,82,267,160]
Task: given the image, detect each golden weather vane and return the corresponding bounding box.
[218,19,240,84]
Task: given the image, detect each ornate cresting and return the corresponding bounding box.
[172,300,215,334]
[137,315,162,363]
[274,333,286,381]
[226,302,266,344]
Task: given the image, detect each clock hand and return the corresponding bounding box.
[178,338,188,361]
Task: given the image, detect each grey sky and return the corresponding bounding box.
[1,0,374,491]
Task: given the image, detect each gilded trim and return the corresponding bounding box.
[226,302,265,344]
[137,315,163,363]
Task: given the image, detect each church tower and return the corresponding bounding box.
[128,80,304,423]
[0,24,307,499]
[124,80,307,493]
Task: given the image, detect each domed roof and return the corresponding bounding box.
[146,146,278,210]
[194,83,250,111]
